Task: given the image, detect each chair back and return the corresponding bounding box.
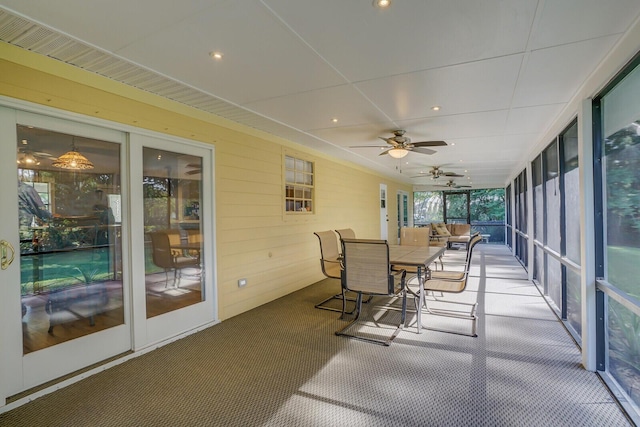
[399,227,430,247]
[465,234,483,266]
[335,228,356,240]
[186,229,202,258]
[314,231,341,279]
[341,238,394,295]
[148,231,173,269]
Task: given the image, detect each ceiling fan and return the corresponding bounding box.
[185,163,202,176]
[436,180,471,189]
[16,148,57,167]
[412,165,464,179]
[350,130,447,158]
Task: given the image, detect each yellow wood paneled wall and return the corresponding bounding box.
[0,43,410,320]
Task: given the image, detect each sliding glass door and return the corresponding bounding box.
[0,107,216,403]
[0,109,131,395]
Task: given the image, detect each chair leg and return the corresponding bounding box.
[421,299,478,337]
[335,292,405,346]
[316,289,358,317]
[164,269,170,288]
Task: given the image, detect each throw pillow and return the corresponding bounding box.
[435,223,451,237]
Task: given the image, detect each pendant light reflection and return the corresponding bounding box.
[52,138,94,170]
[17,152,41,166]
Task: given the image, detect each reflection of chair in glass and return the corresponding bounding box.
[335,238,407,346]
[148,230,200,287]
[406,234,482,337]
[313,231,356,316]
[185,229,202,264]
[334,228,356,240]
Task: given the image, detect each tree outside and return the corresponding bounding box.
[414,188,505,243]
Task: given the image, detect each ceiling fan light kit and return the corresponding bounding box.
[387,147,408,158]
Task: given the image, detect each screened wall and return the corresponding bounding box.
[593,54,640,413]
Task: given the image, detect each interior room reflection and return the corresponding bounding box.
[142,147,204,319]
[17,125,124,354]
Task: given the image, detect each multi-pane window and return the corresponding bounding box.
[285,155,314,213]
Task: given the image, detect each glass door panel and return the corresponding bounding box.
[143,147,204,318]
[1,109,131,397]
[17,125,124,354]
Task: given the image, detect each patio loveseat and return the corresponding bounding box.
[430,223,474,249]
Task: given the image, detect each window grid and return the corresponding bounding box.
[285,155,314,213]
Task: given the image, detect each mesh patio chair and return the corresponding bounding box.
[334,228,356,240]
[430,234,482,281]
[406,234,482,337]
[398,226,444,271]
[313,230,357,316]
[336,238,407,346]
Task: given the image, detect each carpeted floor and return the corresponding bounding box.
[0,245,632,426]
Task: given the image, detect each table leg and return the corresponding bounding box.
[416,265,423,334]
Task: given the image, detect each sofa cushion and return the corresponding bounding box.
[448,235,471,243]
[433,223,451,237]
[452,224,470,236]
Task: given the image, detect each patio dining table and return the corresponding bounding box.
[389,244,446,334]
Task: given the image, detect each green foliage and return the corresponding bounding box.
[605,121,640,243]
[414,188,505,224]
[413,191,443,223]
[607,246,640,299]
[470,189,505,222]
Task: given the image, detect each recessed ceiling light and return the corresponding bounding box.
[210,51,223,60]
[331,118,338,123]
[431,106,440,111]
[450,142,455,146]
[375,0,391,8]
[464,170,468,173]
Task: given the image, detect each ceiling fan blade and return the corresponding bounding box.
[442,172,464,177]
[379,137,398,146]
[411,147,436,155]
[412,141,447,147]
[349,145,388,148]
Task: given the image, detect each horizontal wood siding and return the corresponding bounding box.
[0,51,411,320]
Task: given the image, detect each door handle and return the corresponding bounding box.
[1,240,15,270]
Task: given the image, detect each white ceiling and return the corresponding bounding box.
[1,0,640,189]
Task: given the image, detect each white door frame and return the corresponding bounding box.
[129,133,216,350]
[1,107,132,398]
[0,106,24,401]
[380,183,388,240]
[397,190,410,244]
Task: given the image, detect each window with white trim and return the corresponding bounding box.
[284,155,314,213]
